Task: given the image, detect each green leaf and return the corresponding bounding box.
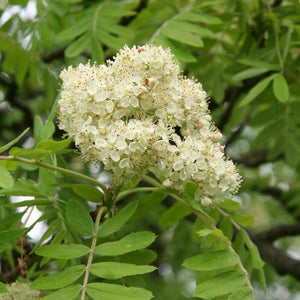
[255,120,284,147]
[177,12,222,24]
[36,138,72,152]
[9,147,52,158]
[39,21,54,48]
[193,270,247,299]
[257,267,267,292]
[159,202,191,227]
[89,262,156,279]
[183,250,239,271]
[183,181,198,202]
[91,38,104,63]
[168,20,214,36]
[282,22,294,61]
[232,214,254,227]
[238,58,282,71]
[31,219,62,253]
[193,217,211,241]
[240,230,264,269]
[66,200,94,236]
[34,116,55,144]
[0,160,18,171]
[285,137,300,167]
[51,1,67,17]
[129,191,167,222]
[119,249,157,265]
[0,164,14,189]
[0,127,30,154]
[227,287,254,300]
[35,244,90,259]
[57,16,91,42]
[0,229,25,243]
[31,265,85,290]
[3,199,52,207]
[71,184,103,203]
[183,182,215,223]
[232,68,269,82]
[15,51,29,86]
[240,74,275,106]
[98,31,126,50]
[98,8,136,17]
[0,213,24,231]
[0,281,7,293]
[98,201,138,237]
[2,45,17,73]
[27,209,57,233]
[94,231,156,256]
[38,167,56,195]
[155,35,197,63]
[272,73,289,103]
[40,284,81,300]
[219,217,233,240]
[196,228,229,244]
[161,26,203,47]
[220,199,241,212]
[249,245,264,269]
[99,22,134,38]
[0,244,8,255]
[65,32,92,58]
[86,282,153,300]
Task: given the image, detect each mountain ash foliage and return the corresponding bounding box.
[1,0,300,299]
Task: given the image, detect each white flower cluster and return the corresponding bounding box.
[58,45,241,204]
[1,282,40,300]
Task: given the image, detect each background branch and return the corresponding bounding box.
[254,223,300,242]
[252,239,300,280]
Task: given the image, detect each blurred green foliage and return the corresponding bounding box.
[1,0,300,299]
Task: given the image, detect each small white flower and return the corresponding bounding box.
[110,151,120,162]
[173,160,184,171]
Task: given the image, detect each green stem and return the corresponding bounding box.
[0,155,109,195]
[140,174,253,290]
[115,187,159,202]
[81,206,107,300]
[217,207,242,231]
[140,174,215,226]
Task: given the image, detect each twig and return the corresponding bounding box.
[251,238,300,280]
[254,222,300,242]
[81,206,107,300]
[115,187,160,202]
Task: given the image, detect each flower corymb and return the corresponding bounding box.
[58,45,241,204]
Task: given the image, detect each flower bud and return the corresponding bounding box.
[201,196,212,207]
[138,46,145,53]
[163,179,173,187]
[196,118,210,129]
[212,131,223,143]
[145,77,157,87]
